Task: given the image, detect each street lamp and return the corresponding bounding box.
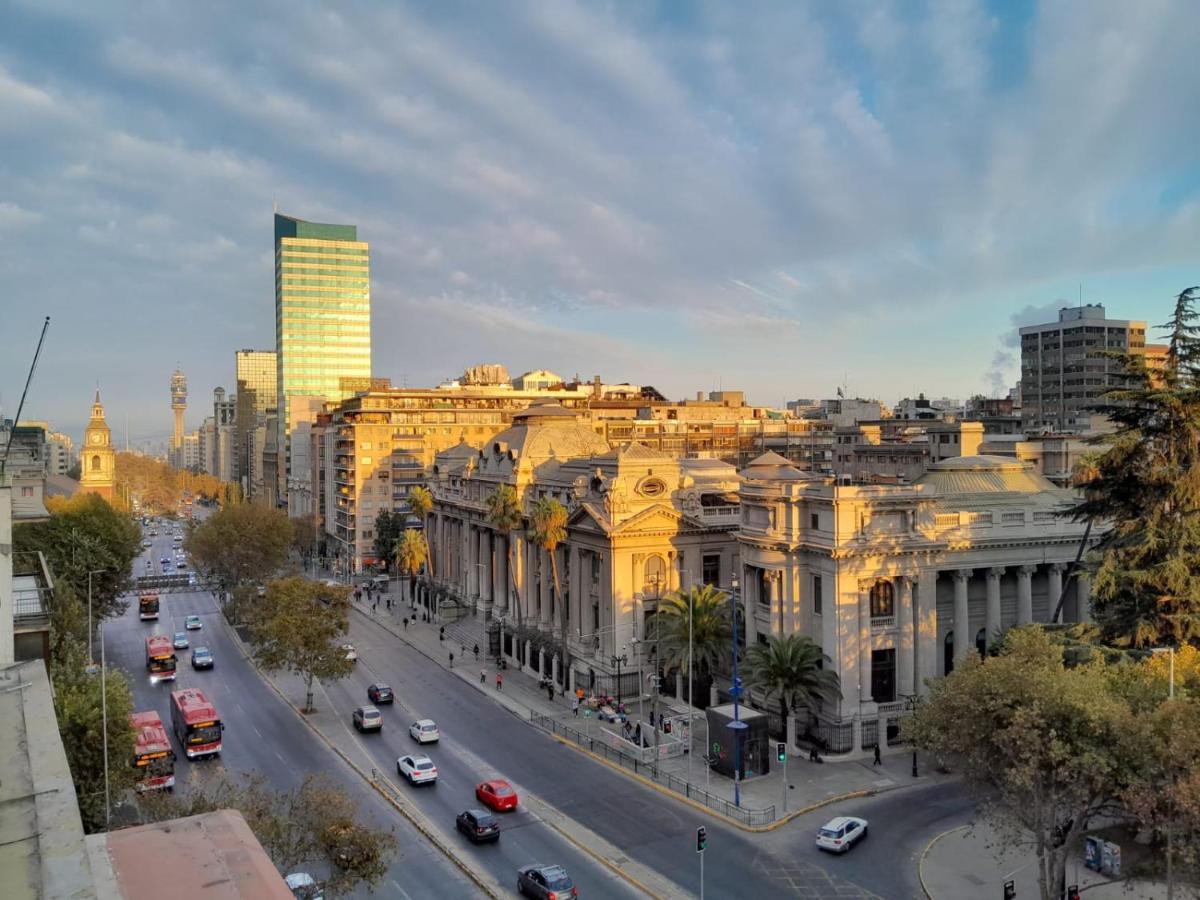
[727,574,746,808]
[610,646,628,707]
[1150,647,1176,700]
[648,572,664,771]
[901,693,921,777]
[86,569,106,664]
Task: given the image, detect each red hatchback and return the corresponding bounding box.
[475,779,519,812]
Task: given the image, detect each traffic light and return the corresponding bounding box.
[695,826,707,853]
[1002,880,1015,900]
[1066,887,1080,900]
[777,742,786,762]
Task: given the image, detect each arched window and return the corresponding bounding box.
[976,627,988,658]
[91,455,101,472]
[869,580,894,618]
[643,555,666,597]
[944,631,954,675]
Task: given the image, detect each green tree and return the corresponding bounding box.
[371,510,399,571]
[745,633,840,731]
[186,502,294,605]
[907,628,1137,900]
[529,496,568,687]
[248,577,354,712]
[13,492,141,624]
[406,486,434,600]
[652,585,733,699]
[292,512,318,565]
[393,529,428,602]
[1071,286,1200,647]
[485,484,524,627]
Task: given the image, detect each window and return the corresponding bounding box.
[871,648,896,703]
[644,556,667,594]
[21,485,33,497]
[91,455,101,471]
[944,632,955,676]
[702,554,720,586]
[812,574,823,615]
[810,512,819,529]
[869,580,894,617]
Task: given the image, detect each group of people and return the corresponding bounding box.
[352,583,392,612]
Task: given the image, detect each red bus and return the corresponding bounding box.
[139,592,160,621]
[130,710,175,791]
[169,688,223,759]
[145,635,177,682]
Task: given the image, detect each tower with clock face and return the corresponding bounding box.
[79,389,115,499]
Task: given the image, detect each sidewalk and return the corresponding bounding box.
[352,578,950,827]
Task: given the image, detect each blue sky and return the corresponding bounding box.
[1,1,1197,441]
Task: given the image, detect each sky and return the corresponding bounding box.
[1,1,1198,442]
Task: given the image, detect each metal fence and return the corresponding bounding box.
[528,711,776,827]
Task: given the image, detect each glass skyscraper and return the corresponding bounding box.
[235,349,277,496]
[274,213,371,500]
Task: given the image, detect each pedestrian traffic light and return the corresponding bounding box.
[695,826,707,853]
[777,742,786,762]
[1002,879,1015,900]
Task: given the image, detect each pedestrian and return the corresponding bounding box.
[649,710,656,728]
[571,696,580,716]
[402,617,409,630]
[354,587,362,602]
[473,643,479,660]
[372,597,378,611]
[634,722,642,744]
[496,673,503,691]
[576,687,584,703]
[387,597,392,610]
[547,684,555,703]
[480,669,486,684]
[449,651,454,668]
[439,626,445,641]
[873,743,882,766]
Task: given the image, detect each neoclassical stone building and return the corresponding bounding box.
[737,452,1095,753]
[428,401,741,694]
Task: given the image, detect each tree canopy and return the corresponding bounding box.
[185,502,293,593]
[115,452,233,514]
[652,584,733,682]
[485,484,523,624]
[393,529,428,601]
[745,633,840,724]
[371,510,403,571]
[529,497,568,684]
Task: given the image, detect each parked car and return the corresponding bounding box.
[367,683,394,704]
[476,779,519,812]
[517,864,577,898]
[191,647,214,669]
[185,615,202,630]
[816,816,868,853]
[172,632,189,650]
[353,706,383,733]
[342,643,357,662]
[409,719,439,743]
[397,754,438,785]
[455,808,499,844]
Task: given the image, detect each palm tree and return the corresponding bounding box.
[485,484,524,628]
[529,496,568,687]
[393,529,428,603]
[406,485,434,602]
[745,634,840,739]
[652,585,733,703]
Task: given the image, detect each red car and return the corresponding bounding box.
[475,779,519,812]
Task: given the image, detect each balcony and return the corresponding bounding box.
[13,551,53,663]
[870,615,895,633]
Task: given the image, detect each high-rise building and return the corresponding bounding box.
[170,369,188,465]
[235,350,277,497]
[1019,304,1147,433]
[274,213,371,506]
[80,390,115,499]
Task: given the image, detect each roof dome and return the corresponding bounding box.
[510,399,580,425]
[738,451,818,482]
[914,455,1059,494]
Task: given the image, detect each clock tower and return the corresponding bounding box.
[79,389,115,500]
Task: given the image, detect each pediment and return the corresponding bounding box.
[610,504,706,535]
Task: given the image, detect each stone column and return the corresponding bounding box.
[782,560,796,635]
[1047,563,1066,623]
[898,575,915,698]
[858,580,873,703]
[1017,565,1035,625]
[917,569,938,690]
[985,567,1004,646]
[479,528,492,609]
[539,548,552,626]
[599,551,612,654]
[1077,573,1092,623]
[495,538,509,616]
[569,544,582,642]
[953,570,971,665]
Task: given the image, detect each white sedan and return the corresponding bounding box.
[409,719,439,744]
[816,816,868,853]
[396,754,438,785]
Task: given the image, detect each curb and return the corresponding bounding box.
[918,824,969,900]
[219,615,505,899]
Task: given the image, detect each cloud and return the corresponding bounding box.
[0,201,42,228]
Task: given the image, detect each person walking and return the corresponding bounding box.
[372,596,378,611]
[439,626,445,641]
[873,743,882,766]
[571,696,579,717]
[473,644,479,661]
[546,684,555,703]
[496,672,503,691]
[386,596,392,610]
[449,651,455,669]
[354,587,362,603]
[402,617,409,630]
[480,669,486,684]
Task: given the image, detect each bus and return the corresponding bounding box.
[138,592,160,621]
[169,688,223,759]
[145,635,177,683]
[130,710,175,792]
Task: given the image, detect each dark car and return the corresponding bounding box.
[191,647,214,669]
[455,808,500,844]
[367,683,394,704]
[517,864,578,899]
[352,706,383,733]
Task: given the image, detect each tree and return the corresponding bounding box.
[393,529,428,602]
[14,492,142,624]
[907,628,1137,900]
[529,496,568,687]
[745,634,840,732]
[248,577,354,712]
[292,512,318,565]
[652,585,734,700]
[1071,286,1200,647]
[406,486,434,600]
[371,511,400,571]
[186,502,294,603]
[485,484,524,627]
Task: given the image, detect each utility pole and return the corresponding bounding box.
[101,621,110,829]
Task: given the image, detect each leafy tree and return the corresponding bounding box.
[652,585,733,694]
[907,628,1137,900]
[249,577,354,712]
[393,529,428,602]
[1071,286,1200,647]
[745,633,841,728]
[485,484,524,627]
[406,485,433,532]
[14,492,141,624]
[185,502,294,601]
[529,497,568,686]
[371,510,400,571]
[292,512,318,564]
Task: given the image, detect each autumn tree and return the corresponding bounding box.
[186,502,293,600]
[292,512,318,565]
[249,577,354,712]
[393,529,428,603]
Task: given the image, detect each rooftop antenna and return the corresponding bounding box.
[1,316,50,478]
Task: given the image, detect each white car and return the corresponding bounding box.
[342,643,357,662]
[816,816,868,853]
[396,754,438,785]
[409,719,439,744]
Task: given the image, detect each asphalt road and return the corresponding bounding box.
[106,523,477,899]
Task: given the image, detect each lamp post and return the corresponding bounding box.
[649,573,664,771]
[100,619,110,828]
[610,647,628,707]
[86,569,106,663]
[727,574,746,807]
[901,692,921,778]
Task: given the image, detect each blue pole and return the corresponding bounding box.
[728,584,746,807]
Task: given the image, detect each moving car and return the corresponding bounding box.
[396,754,438,785]
[160,557,170,565]
[342,643,357,662]
[172,632,189,650]
[353,706,383,733]
[367,683,394,704]
[185,615,202,630]
[517,864,578,898]
[816,816,868,853]
[476,779,519,812]
[409,719,439,744]
[191,647,214,670]
[455,808,499,844]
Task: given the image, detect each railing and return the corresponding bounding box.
[528,711,777,827]
[870,615,895,632]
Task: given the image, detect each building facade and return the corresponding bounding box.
[274,213,371,503]
[170,369,187,466]
[79,391,115,499]
[235,349,277,498]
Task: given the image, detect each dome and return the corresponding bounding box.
[737,451,818,482]
[914,455,1059,494]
